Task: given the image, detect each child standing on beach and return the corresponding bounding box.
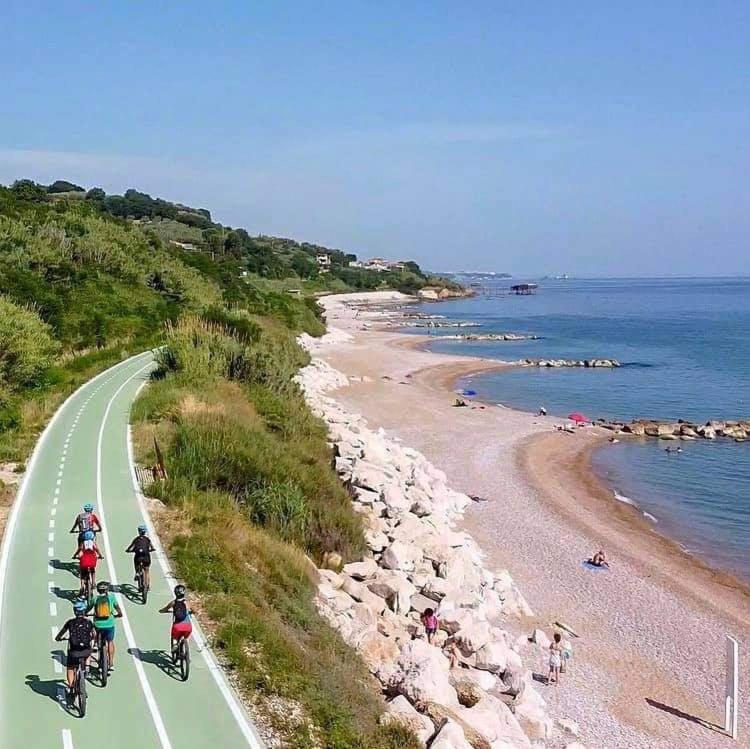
[421,608,439,644]
[548,632,563,685]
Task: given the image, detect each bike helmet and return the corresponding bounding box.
[83,530,95,541]
[174,584,186,599]
[73,600,87,614]
[83,503,94,512]
[96,581,109,594]
[137,524,147,535]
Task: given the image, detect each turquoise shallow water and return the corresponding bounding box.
[416,278,750,580]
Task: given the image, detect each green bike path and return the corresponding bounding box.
[0,354,264,748]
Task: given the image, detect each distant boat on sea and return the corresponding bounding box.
[554,273,570,280]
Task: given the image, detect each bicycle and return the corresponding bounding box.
[171,635,190,682]
[79,567,95,603]
[72,656,88,717]
[58,637,89,717]
[135,561,148,605]
[96,628,110,687]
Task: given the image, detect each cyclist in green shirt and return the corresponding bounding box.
[87,581,122,672]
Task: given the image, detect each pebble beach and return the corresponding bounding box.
[305,291,749,749]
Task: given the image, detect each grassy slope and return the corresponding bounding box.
[131,320,418,748]
[0,186,417,748]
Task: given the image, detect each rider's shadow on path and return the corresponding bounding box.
[128,647,181,681]
[115,583,142,604]
[52,585,81,603]
[25,673,61,705]
[51,559,79,578]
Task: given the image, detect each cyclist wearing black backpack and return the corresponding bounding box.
[55,600,96,704]
[160,584,192,654]
[125,524,156,591]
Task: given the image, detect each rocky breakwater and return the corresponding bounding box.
[418,286,476,301]
[600,418,750,442]
[519,358,620,368]
[442,334,541,342]
[296,332,584,749]
[389,321,483,329]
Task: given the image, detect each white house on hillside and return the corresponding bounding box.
[364,257,391,272]
[316,252,331,273]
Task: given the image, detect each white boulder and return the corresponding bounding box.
[381,695,435,746]
[342,558,379,580]
[382,540,423,572]
[395,639,458,707]
[430,720,474,749]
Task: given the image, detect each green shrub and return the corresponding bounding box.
[242,480,309,539]
[0,296,59,390]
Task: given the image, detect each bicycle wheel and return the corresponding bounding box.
[99,634,108,687]
[180,638,190,682]
[77,666,87,717]
[140,570,148,605]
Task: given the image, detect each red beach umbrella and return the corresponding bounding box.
[568,412,588,423]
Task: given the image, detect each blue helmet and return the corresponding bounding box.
[83,503,94,513]
[137,524,147,535]
[83,530,95,541]
[73,600,87,614]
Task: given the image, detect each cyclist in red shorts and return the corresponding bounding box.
[72,531,103,596]
[160,585,192,654]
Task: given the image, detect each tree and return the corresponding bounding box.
[10,179,47,202]
[86,187,106,202]
[291,253,318,279]
[47,180,84,194]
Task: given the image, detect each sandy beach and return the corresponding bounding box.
[317,292,748,749]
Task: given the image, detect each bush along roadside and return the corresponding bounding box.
[131,312,419,749]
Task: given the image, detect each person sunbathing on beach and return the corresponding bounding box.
[589,549,608,567]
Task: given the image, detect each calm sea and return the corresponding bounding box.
[415,278,750,580]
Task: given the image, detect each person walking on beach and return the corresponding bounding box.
[548,633,564,685]
[560,637,573,674]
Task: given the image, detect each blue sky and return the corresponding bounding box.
[2,2,748,276]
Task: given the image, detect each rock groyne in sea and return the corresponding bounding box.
[599,418,750,442]
[296,326,585,749]
[441,334,541,342]
[519,359,620,368]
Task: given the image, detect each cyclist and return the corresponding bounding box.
[55,600,96,705]
[160,585,192,656]
[69,503,102,549]
[87,581,122,672]
[72,531,103,596]
[125,524,156,591]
